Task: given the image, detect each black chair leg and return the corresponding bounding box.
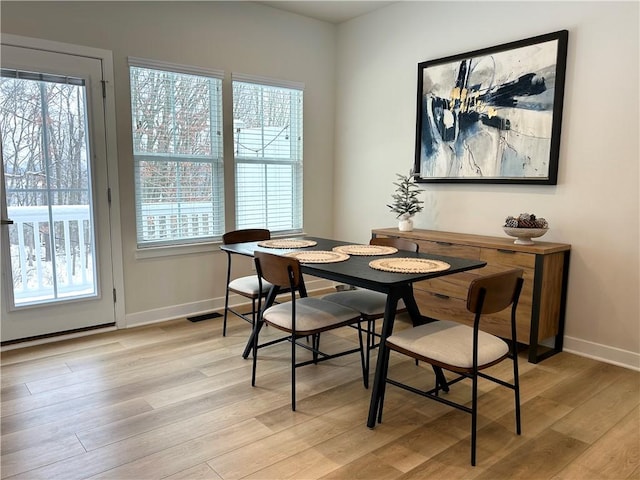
[251,320,260,386]
[251,298,256,328]
[312,334,320,364]
[513,354,522,435]
[357,322,368,388]
[223,288,230,337]
[291,333,297,411]
[223,255,233,337]
[433,366,449,393]
[365,318,373,387]
[471,374,478,466]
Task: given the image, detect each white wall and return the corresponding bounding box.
[334,1,639,368]
[1,1,338,322]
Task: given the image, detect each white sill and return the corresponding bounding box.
[134,232,308,260]
[135,241,220,259]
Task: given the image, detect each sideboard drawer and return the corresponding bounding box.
[417,265,534,304]
[480,248,535,269]
[415,270,480,300]
[414,288,471,322]
[416,239,480,259]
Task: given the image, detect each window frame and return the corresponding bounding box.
[128,57,225,249]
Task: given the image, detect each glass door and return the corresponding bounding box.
[1,42,116,342]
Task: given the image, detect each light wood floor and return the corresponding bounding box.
[1,313,638,480]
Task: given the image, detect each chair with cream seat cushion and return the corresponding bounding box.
[222,228,272,337]
[322,236,419,386]
[376,268,524,466]
[252,251,367,411]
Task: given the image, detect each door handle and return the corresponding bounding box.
[1,219,14,225]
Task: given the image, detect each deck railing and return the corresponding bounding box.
[6,205,95,304]
[6,203,218,305]
[138,202,217,242]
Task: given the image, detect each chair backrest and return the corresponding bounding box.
[467,269,524,315]
[254,251,303,291]
[223,228,270,245]
[370,236,419,253]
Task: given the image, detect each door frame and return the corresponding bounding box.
[0,33,125,342]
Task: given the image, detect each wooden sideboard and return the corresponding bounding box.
[372,228,571,363]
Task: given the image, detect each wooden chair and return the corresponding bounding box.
[252,251,367,411]
[376,269,524,466]
[222,229,272,337]
[322,236,419,386]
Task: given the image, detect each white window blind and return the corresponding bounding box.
[129,59,224,247]
[232,75,303,233]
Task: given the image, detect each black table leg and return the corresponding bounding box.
[242,286,279,359]
[367,287,402,428]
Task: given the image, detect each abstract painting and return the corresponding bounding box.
[414,30,568,184]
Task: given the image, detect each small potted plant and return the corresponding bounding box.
[387,170,424,231]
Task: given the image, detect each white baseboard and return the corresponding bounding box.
[124,278,336,328]
[124,299,219,328]
[562,335,640,371]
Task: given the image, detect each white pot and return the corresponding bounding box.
[398,216,414,232]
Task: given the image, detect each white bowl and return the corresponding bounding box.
[503,227,549,245]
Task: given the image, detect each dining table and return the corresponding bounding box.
[219,235,487,428]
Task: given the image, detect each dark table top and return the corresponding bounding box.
[220,236,486,294]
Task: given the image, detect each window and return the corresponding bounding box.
[129,59,224,247]
[1,68,98,305]
[232,75,303,233]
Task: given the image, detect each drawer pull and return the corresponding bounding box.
[436,241,453,246]
[497,249,516,254]
[434,293,450,300]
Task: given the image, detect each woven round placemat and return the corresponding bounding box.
[285,250,350,263]
[369,257,450,273]
[258,239,318,249]
[332,244,398,256]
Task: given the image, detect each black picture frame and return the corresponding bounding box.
[413,30,568,185]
